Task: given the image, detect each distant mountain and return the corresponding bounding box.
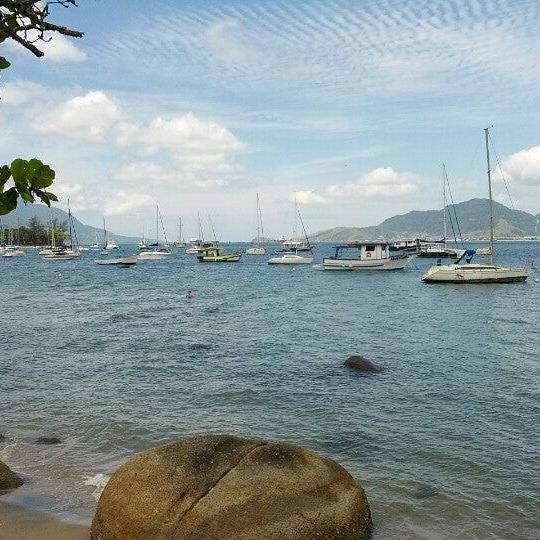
[309,199,539,242]
[0,203,141,245]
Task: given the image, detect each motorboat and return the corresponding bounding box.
[322,242,413,270]
[96,255,138,266]
[197,246,242,262]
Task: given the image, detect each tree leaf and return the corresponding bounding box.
[10,159,28,182]
[0,165,11,188]
[0,188,19,215]
[0,56,10,70]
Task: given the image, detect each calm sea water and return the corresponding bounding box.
[1,243,539,538]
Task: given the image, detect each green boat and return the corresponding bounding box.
[197,246,242,262]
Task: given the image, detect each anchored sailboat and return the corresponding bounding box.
[246,193,266,255]
[422,128,529,283]
[137,205,172,260]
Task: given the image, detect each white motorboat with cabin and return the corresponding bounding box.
[322,242,413,270]
[422,128,528,284]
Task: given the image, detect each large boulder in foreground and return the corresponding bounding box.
[91,434,371,540]
[0,460,23,491]
[344,355,382,373]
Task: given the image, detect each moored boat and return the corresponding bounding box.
[422,128,529,284]
[268,251,313,265]
[96,255,138,266]
[322,242,413,270]
[197,246,242,262]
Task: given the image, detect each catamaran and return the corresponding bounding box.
[422,128,529,283]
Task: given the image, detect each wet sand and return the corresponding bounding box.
[0,502,89,540]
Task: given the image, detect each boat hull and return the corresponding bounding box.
[96,256,138,266]
[422,264,529,283]
[246,247,266,255]
[137,251,172,260]
[322,255,412,270]
[197,253,242,262]
[268,255,313,265]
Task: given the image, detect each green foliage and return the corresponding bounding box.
[1,218,68,246]
[0,55,10,70]
[0,159,58,215]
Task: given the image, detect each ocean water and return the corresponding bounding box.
[1,243,539,538]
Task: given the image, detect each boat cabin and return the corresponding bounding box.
[329,242,391,261]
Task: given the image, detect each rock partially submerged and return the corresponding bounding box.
[0,460,23,491]
[92,434,372,539]
[35,436,62,445]
[344,355,382,373]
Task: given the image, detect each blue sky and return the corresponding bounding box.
[1,0,539,240]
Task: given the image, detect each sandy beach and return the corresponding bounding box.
[0,502,88,540]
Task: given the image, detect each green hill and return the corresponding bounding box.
[310,199,539,242]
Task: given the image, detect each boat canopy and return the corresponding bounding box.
[332,242,390,249]
[447,249,476,265]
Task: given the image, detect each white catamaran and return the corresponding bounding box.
[422,128,529,284]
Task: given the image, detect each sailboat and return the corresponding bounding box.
[42,201,81,260]
[422,128,529,283]
[418,165,465,258]
[278,195,313,253]
[173,218,186,247]
[268,198,313,265]
[186,213,214,253]
[246,193,266,255]
[137,205,172,260]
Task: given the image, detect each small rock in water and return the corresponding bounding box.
[0,433,5,442]
[0,460,24,491]
[413,483,438,499]
[35,436,62,445]
[344,355,382,373]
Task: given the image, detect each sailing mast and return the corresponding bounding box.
[67,200,73,250]
[255,192,261,245]
[442,164,448,249]
[485,127,494,265]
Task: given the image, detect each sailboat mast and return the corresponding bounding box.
[68,200,73,250]
[484,127,494,264]
[156,204,159,246]
[256,192,260,244]
[442,164,447,249]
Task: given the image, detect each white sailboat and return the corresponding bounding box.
[418,165,464,259]
[246,193,266,255]
[137,205,172,260]
[268,199,313,264]
[422,128,529,284]
[173,218,186,247]
[42,202,81,260]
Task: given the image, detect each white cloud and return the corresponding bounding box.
[495,146,540,187]
[112,161,178,186]
[205,18,257,65]
[104,191,154,217]
[118,113,245,177]
[33,91,121,140]
[327,167,420,198]
[291,190,327,205]
[0,80,45,105]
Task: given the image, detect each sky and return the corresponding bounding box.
[1,0,539,241]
